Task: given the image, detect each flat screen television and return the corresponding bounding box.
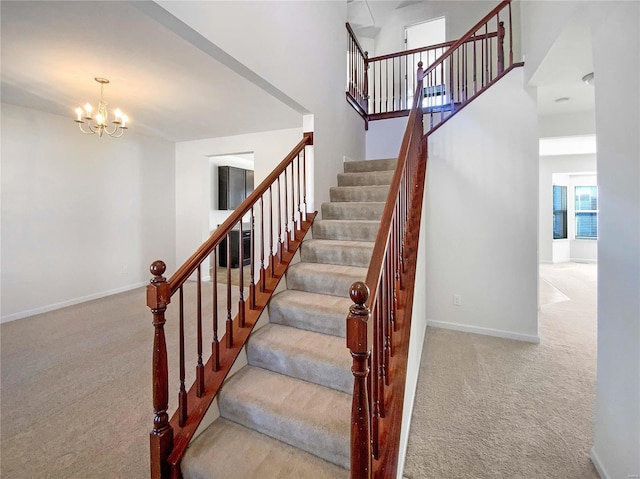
[218,166,254,210]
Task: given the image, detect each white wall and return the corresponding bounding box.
[588,2,640,477]
[539,155,597,263]
[1,103,176,322]
[365,116,408,160]
[424,68,539,342]
[157,1,365,211]
[520,0,581,84]
[539,111,596,138]
[174,127,302,275]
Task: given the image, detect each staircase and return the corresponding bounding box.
[180,158,396,478]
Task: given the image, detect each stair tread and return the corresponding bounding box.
[248,323,352,393]
[269,289,350,337]
[219,365,351,469]
[182,418,348,479]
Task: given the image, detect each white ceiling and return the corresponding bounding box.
[0,1,302,143]
[529,14,595,117]
[347,0,422,39]
[3,1,595,143]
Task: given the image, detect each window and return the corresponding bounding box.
[553,185,567,239]
[575,186,598,239]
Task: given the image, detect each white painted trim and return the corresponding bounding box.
[571,258,598,264]
[539,260,554,264]
[396,322,429,479]
[426,320,540,344]
[0,282,147,323]
[590,446,610,479]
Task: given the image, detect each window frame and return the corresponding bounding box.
[575,185,598,240]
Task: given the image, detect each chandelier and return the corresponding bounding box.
[74,77,128,138]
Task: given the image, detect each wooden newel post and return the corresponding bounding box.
[497,21,505,73]
[347,281,372,479]
[147,260,173,479]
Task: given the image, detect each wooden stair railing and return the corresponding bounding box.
[346,1,516,124]
[347,62,427,479]
[346,2,521,477]
[420,0,520,134]
[147,133,315,479]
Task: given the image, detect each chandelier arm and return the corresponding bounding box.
[103,123,120,136]
[110,127,126,138]
[78,122,96,135]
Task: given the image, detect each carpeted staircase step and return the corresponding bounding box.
[247,323,352,394]
[218,365,351,469]
[182,418,348,479]
[337,169,394,187]
[321,201,385,221]
[313,219,379,242]
[286,262,367,298]
[344,158,397,173]
[301,239,373,268]
[330,185,389,203]
[268,290,350,337]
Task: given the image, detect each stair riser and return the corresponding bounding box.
[313,222,379,242]
[286,268,364,298]
[321,202,384,221]
[218,368,351,470]
[337,170,393,187]
[247,341,353,394]
[301,243,372,268]
[330,187,389,203]
[343,158,397,173]
[269,296,348,338]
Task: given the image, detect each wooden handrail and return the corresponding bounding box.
[368,31,498,63]
[147,133,315,478]
[423,0,510,79]
[347,61,426,479]
[168,132,313,293]
[349,0,513,120]
[346,22,367,59]
[347,2,519,477]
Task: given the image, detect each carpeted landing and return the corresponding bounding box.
[180,158,397,478]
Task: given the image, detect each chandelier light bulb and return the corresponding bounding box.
[73,77,129,138]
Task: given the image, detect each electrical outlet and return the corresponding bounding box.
[453,294,462,306]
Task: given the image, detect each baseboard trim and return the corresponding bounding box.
[426,320,540,344]
[1,281,148,323]
[590,446,610,479]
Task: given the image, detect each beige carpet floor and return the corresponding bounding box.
[1,281,243,479]
[403,262,599,478]
[1,264,598,478]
